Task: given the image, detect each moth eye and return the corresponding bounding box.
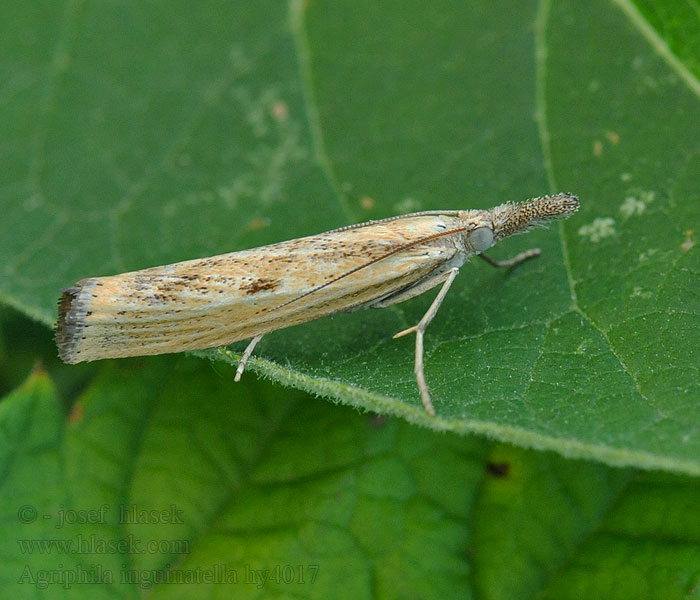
[468,226,494,252]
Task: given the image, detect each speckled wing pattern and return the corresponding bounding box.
[56,214,466,363]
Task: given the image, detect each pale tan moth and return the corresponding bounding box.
[56,193,579,415]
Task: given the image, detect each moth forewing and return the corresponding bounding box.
[56,214,466,364]
[56,193,580,416]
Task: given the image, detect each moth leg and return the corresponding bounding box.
[234,334,264,382]
[479,248,540,268]
[393,267,459,416]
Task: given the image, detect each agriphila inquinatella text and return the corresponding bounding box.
[56,193,579,416]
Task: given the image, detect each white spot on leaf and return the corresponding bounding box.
[620,190,654,218]
[393,197,421,213]
[578,218,616,243]
[631,286,653,299]
[682,230,694,252]
[620,197,645,218]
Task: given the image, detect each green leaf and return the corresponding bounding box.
[1,364,699,599]
[629,0,700,82]
[1,1,699,476]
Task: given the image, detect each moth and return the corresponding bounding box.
[56,193,579,415]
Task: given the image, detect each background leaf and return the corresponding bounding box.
[1,0,699,596]
[1,367,699,598]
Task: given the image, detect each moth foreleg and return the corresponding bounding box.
[478,248,540,268]
[393,267,460,416]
